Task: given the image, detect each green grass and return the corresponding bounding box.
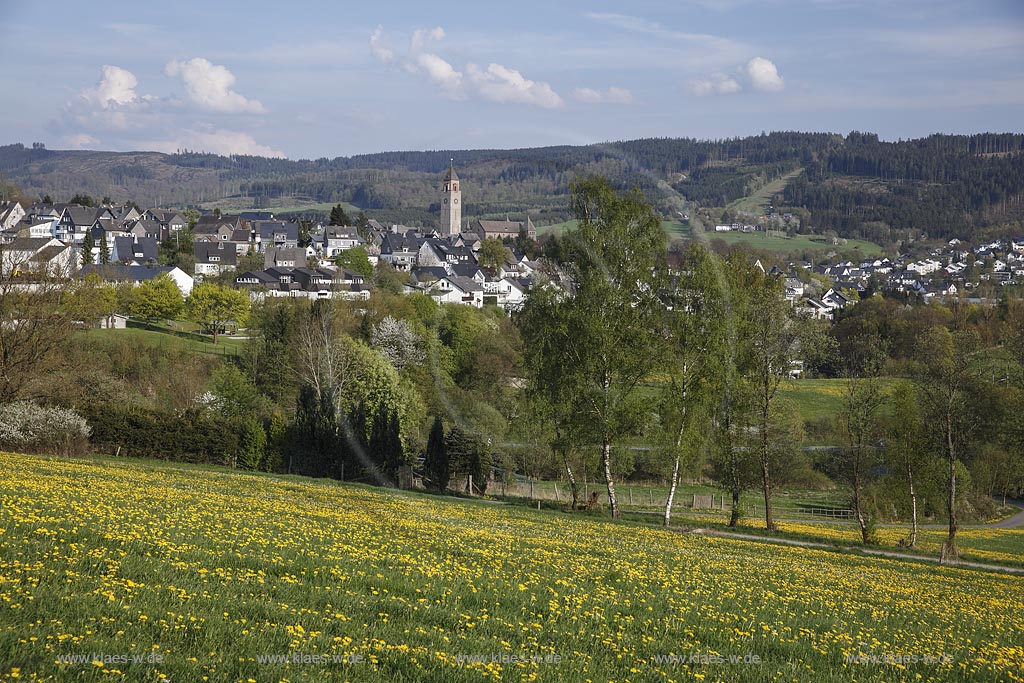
[77,319,247,358]
[728,168,804,214]
[200,199,362,216]
[693,229,884,256]
[778,377,904,423]
[2,451,1022,682]
[537,219,689,237]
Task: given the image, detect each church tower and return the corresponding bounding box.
[440,160,461,236]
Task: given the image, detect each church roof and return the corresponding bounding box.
[443,165,459,182]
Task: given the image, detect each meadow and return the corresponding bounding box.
[1,452,1022,682]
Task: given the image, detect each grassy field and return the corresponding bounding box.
[77,320,247,359]
[537,219,689,238]
[200,199,362,216]
[1,452,1022,682]
[777,377,904,423]
[727,168,804,214]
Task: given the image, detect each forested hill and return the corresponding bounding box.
[1,131,1022,242]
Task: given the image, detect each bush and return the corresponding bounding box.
[79,403,239,465]
[0,402,91,457]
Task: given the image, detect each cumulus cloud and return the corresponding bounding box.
[370,25,563,109]
[143,128,284,157]
[466,63,564,109]
[743,57,784,92]
[369,25,394,63]
[65,133,100,149]
[572,86,634,104]
[414,52,464,95]
[82,65,139,109]
[690,57,784,96]
[164,58,265,113]
[691,73,742,96]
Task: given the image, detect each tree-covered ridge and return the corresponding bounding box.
[2,131,1022,240]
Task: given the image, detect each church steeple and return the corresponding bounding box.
[440,159,462,236]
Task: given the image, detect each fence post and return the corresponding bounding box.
[468,474,473,495]
[530,479,535,499]
[629,488,633,505]
[554,484,559,502]
[650,489,654,505]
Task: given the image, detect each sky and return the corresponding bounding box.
[1,0,1022,159]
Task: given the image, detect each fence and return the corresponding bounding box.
[487,473,853,520]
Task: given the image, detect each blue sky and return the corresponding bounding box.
[1,0,1022,159]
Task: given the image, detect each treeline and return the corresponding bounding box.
[5,131,1022,240]
[785,133,1024,240]
[516,178,1024,561]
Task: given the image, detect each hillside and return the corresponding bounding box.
[2,132,1023,242]
[2,451,1022,682]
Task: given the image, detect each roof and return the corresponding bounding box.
[193,242,238,264]
[477,220,523,234]
[445,275,483,292]
[255,221,299,240]
[79,264,183,282]
[63,206,98,227]
[240,211,275,221]
[6,237,59,252]
[265,247,307,268]
[443,165,459,182]
[30,245,69,263]
[114,236,158,263]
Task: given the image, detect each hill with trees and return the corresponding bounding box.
[1,131,1022,241]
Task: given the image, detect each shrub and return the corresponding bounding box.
[0,402,91,457]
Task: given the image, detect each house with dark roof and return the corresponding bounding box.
[427,275,484,307]
[253,221,299,252]
[264,246,307,269]
[1,237,75,276]
[474,216,536,241]
[112,236,159,265]
[379,233,422,271]
[79,264,193,296]
[193,241,238,278]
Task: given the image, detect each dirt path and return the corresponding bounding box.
[987,499,1024,529]
[684,527,1024,576]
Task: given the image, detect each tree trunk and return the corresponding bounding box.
[854,475,869,544]
[942,409,959,562]
[761,401,775,530]
[762,458,774,531]
[601,439,619,519]
[907,468,918,549]
[562,452,580,511]
[663,414,686,527]
[729,488,741,527]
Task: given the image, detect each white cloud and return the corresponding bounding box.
[371,25,563,109]
[744,56,784,92]
[65,133,100,149]
[414,53,464,95]
[144,128,284,157]
[82,65,139,109]
[164,58,265,113]
[466,63,564,109]
[571,87,634,104]
[369,25,394,63]
[691,73,742,96]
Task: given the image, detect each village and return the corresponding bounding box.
[0,165,1021,323]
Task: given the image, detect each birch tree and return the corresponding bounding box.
[518,177,666,518]
[660,243,725,526]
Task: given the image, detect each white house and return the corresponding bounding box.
[428,275,484,307]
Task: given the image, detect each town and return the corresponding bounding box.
[1,165,1020,325]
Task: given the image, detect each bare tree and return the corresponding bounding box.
[0,244,81,402]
